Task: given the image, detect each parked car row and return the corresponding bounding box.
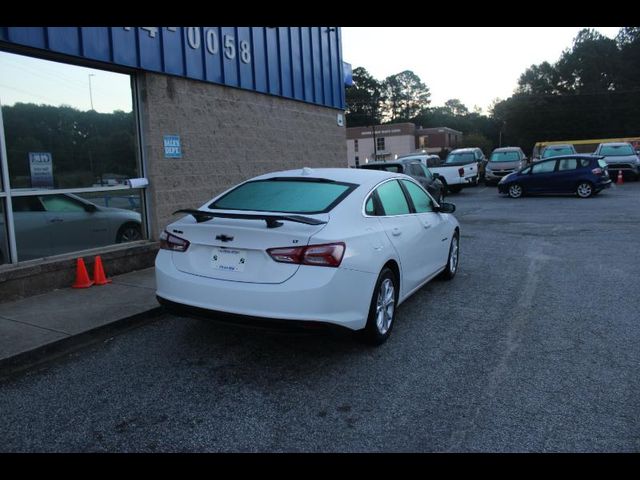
[153,141,636,345]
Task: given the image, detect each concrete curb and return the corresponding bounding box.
[0,306,166,381]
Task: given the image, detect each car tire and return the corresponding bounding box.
[448,185,463,194]
[439,231,459,281]
[360,267,398,346]
[576,181,594,198]
[508,184,523,198]
[116,223,143,243]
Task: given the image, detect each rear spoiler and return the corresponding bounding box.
[173,209,327,229]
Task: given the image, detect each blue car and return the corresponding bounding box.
[498,155,612,198]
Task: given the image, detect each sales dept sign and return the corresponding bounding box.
[29,152,54,188]
[164,135,182,158]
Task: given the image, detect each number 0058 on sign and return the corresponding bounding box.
[211,248,247,272]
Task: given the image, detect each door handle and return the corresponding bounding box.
[392,228,402,236]
[422,223,431,229]
[49,217,64,223]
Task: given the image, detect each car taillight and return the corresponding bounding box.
[267,242,345,267]
[159,231,190,252]
[458,167,464,177]
[592,167,603,175]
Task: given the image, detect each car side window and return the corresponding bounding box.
[401,180,434,213]
[408,163,425,177]
[376,180,410,216]
[558,158,577,171]
[579,159,591,168]
[418,163,433,180]
[40,195,86,213]
[365,196,376,216]
[531,160,557,174]
[11,196,46,212]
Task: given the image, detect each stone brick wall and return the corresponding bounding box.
[137,73,347,238]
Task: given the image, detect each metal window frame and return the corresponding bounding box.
[0,63,149,265]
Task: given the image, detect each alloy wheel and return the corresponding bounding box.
[375,278,395,335]
[577,183,593,198]
[449,235,459,273]
[508,184,522,198]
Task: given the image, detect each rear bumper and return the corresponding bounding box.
[155,251,377,331]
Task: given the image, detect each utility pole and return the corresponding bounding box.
[88,74,95,111]
[372,125,377,161]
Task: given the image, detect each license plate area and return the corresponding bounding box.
[211,247,247,272]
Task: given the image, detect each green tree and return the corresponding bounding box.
[443,99,469,116]
[345,67,385,127]
[381,70,430,122]
[516,61,559,95]
[460,132,493,156]
[616,27,640,90]
[555,28,620,94]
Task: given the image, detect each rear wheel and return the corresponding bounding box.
[116,223,143,243]
[576,182,593,198]
[360,267,398,346]
[508,184,523,198]
[448,185,463,194]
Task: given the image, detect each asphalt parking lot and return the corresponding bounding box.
[1,181,639,452]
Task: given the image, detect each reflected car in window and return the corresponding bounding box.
[497,155,612,198]
[1,193,142,262]
[155,168,460,345]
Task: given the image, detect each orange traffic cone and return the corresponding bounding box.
[72,258,94,288]
[616,170,624,185]
[93,256,112,286]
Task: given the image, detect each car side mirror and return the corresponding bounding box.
[436,202,455,214]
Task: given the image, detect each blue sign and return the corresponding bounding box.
[28,152,54,188]
[0,27,346,110]
[163,135,182,158]
[343,62,353,87]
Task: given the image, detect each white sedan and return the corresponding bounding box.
[155,167,460,344]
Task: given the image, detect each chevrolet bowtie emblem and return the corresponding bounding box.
[216,234,234,242]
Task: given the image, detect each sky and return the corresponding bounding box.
[0,50,132,113]
[341,27,622,114]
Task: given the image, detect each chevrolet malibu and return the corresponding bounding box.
[155,168,460,345]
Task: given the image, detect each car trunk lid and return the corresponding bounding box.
[169,211,329,284]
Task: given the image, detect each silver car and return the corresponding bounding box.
[485,147,529,186]
[593,142,640,181]
[1,193,142,262]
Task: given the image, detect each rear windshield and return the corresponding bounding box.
[209,178,357,214]
[490,151,521,162]
[445,152,476,164]
[543,147,574,158]
[599,145,635,156]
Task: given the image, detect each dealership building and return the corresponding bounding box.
[0,27,349,301]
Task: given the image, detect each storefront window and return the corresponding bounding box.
[0,50,146,263]
[0,51,138,190]
[11,192,143,261]
[0,200,8,264]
